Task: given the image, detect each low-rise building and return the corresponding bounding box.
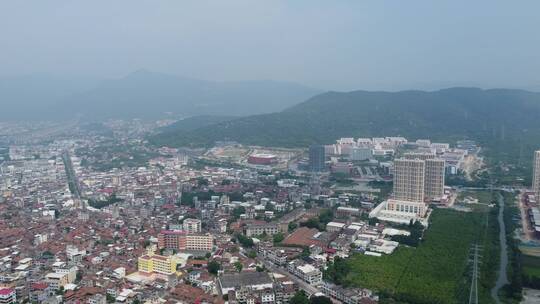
[326,222,346,233]
[245,223,280,237]
[218,272,273,295]
[321,282,378,304]
[45,272,69,290]
[287,261,323,286]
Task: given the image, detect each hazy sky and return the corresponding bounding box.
[1,0,540,91]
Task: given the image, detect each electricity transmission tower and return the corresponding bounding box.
[469,243,483,304]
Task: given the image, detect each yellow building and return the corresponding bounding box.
[137,256,153,273]
[45,273,69,290]
[137,253,177,275]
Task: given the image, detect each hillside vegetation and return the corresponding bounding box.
[150,88,540,167]
[159,115,237,133]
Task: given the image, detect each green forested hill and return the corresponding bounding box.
[159,115,237,133]
[150,87,540,165]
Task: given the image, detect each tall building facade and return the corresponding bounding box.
[424,159,445,200]
[309,145,326,172]
[534,151,540,199]
[403,153,445,200]
[393,159,425,202]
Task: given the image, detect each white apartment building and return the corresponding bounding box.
[287,261,323,286]
[52,266,78,284]
[350,147,372,161]
[88,294,107,304]
[45,273,69,290]
[183,218,202,234]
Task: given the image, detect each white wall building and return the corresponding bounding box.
[183,218,202,234]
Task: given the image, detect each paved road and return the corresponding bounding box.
[490,192,509,304]
[62,151,81,199]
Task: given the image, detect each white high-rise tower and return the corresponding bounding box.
[533,151,540,199]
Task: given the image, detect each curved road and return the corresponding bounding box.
[490,192,508,303]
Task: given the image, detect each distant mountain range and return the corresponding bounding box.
[150,88,540,164]
[0,75,99,120]
[0,70,321,120]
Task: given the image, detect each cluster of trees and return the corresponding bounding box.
[234,261,243,272]
[346,208,498,303]
[288,222,298,232]
[232,206,246,220]
[301,209,334,231]
[522,275,540,289]
[208,261,221,275]
[188,157,244,170]
[323,257,350,286]
[273,232,285,244]
[445,170,490,188]
[88,194,123,209]
[367,181,393,202]
[78,142,159,172]
[179,191,211,207]
[390,220,424,247]
[500,192,523,301]
[236,233,254,248]
[329,172,354,186]
[290,291,332,304]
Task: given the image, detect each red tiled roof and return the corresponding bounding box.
[160,230,186,235]
[31,282,49,290]
[0,288,14,296]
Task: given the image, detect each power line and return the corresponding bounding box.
[468,243,483,304]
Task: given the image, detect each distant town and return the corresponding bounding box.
[0,119,538,304]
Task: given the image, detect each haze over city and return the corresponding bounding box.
[1,2,540,304]
[1,0,540,91]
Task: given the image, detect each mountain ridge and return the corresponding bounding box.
[149,87,540,164]
[0,70,321,121]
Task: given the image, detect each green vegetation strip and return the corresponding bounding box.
[345,206,498,304]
